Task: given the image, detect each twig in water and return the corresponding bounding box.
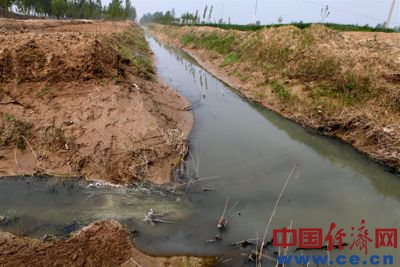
[256,232,259,264]
[282,219,293,267]
[206,234,223,243]
[327,242,331,266]
[144,209,174,226]
[230,237,259,248]
[276,245,281,267]
[262,253,278,263]
[227,200,240,214]
[152,218,175,224]
[248,250,259,263]
[257,163,300,267]
[189,148,201,179]
[217,197,229,230]
[171,175,219,191]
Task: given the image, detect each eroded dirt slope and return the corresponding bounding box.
[0,221,218,267]
[150,24,400,172]
[0,19,192,184]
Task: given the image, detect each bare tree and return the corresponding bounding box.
[208,5,213,22]
[202,5,208,22]
[320,5,330,23]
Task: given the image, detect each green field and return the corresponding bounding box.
[164,22,397,33]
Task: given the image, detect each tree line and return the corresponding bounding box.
[140,5,221,25]
[0,0,136,20]
[139,9,177,24]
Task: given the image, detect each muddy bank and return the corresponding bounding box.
[0,19,193,184]
[0,221,218,267]
[149,24,400,173]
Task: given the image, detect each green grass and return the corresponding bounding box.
[171,22,397,33]
[111,27,155,80]
[181,32,237,54]
[271,81,291,101]
[308,84,354,106]
[181,32,195,45]
[220,53,239,67]
[168,22,377,107]
[307,74,371,106]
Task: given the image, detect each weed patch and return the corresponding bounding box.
[181,32,237,55]
[171,22,397,33]
[271,81,291,101]
[292,56,340,82]
[181,32,195,45]
[0,113,32,150]
[110,27,155,80]
[220,53,239,67]
[44,118,71,150]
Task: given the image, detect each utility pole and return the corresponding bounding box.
[385,0,397,28]
[253,0,258,24]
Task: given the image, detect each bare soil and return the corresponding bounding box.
[150,24,400,173]
[0,19,193,184]
[0,221,218,267]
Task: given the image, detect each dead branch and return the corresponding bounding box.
[257,163,300,267]
[128,258,143,267]
[206,234,222,243]
[217,197,229,230]
[171,175,219,191]
[20,135,41,171]
[14,144,21,170]
[144,209,174,225]
[230,238,258,248]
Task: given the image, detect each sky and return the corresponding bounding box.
[108,0,400,28]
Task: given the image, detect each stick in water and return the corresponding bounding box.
[217,197,229,229]
[257,163,300,267]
